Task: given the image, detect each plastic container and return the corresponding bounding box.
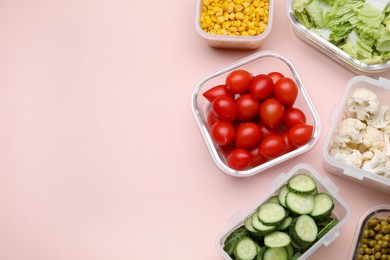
[191,51,320,177]
[285,0,390,75]
[349,204,390,259]
[323,76,390,195]
[195,0,274,50]
[215,163,351,259]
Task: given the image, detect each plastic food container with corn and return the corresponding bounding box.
[195,0,274,49]
[215,164,351,260]
[349,205,390,260]
[323,76,390,195]
[285,0,390,74]
[191,51,321,177]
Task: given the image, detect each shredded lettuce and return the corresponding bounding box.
[293,0,390,64]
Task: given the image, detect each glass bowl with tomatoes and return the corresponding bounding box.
[191,51,321,177]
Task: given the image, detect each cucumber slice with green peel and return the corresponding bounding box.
[257,203,286,226]
[256,246,268,260]
[285,191,315,215]
[234,237,258,260]
[278,216,293,231]
[290,215,318,244]
[288,174,317,194]
[264,231,291,248]
[223,226,248,256]
[267,196,280,204]
[277,184,289,207]
[252,213,276,235]
[263,247,288,260]
[310,193,335,221]
[317,218,339,240]
[245,216,258,233]
[285,243,294,259]
[291,252,303,260]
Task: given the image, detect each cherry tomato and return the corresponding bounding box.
[287,124,313,147]
[211,95,237,122]
[249,74,274,100]
[273,77,298,106]
[259,98,284,128]
[203,84,233,102]
[283,107,306,129]
[210,121,235,145]
[281,130,296,153]
[258,122,279,138]
[249,146,268,167]
[235,94,260,121]
[235,122,262,149]
[207,111,219,127]
[227,148,252,170]
[259,135,285,159]
[225,69,252,94]
[219,143,236,157]
[268,71,284,84]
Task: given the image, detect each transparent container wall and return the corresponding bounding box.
[323,76,390,195]
[215,163,351,259]
[192,51,321,177]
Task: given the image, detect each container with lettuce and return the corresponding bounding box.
[293,0,390,64]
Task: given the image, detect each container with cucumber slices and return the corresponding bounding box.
[216,164,350,260]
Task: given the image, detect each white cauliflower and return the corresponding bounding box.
[366,104,390,129]
[331,147,374,168]
[360,125,385,152]
[383,126,390,157]
[331,118,366,148]
[346,87,381,121]
[362,150,390,177]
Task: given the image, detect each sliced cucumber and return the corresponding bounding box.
[223,226,248,256]
[288,174,316,194]
[291,252,303,260]
[267,196,280,204]
[290,215,318,245]
[256,246,267,260]
[244,216,258,233]
[310,193,334,221]
[264,231,291,248]
[317,218,338,240]
[278,216,293,231]
[234,237,258,260]
[263,247,288,260]
[257,203,286,226]
[277,184,289,207]
[251,213,276,235]
[285,191,314,215]
[285,243,294,259]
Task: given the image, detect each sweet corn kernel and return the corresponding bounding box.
[200,0,270,37]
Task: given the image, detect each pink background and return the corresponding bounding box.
[0,0,389,259]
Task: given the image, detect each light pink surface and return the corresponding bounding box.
[0,0,389,259]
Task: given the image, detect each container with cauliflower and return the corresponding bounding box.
[323,76,390,195]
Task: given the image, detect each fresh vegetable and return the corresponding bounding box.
[293,0,390,64]
[329,87,390,178]
[204,69,314,170]
[222,173,339,259]
[199,0,270,37]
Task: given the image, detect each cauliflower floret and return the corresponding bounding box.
[360,125,385,152]
[366,104,390,129]
[330,118,366,148]
[383,125,390,157]
[362,150,390,176]
[346,87,380,121]
[331,147,364,168]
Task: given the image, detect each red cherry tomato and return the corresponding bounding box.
[219,143,236,157]
[283,107,306,129]
[259,135,285,159]
[203,84,233,102]
[235,94,260,121]
[281,130,296,153]
[287,124,313,147]
[207,111,219,127]
[227,148,252,170]
[210,121,235,145]
[235,122,262,149]
[258,122,279,138]
[259,98,285,128]
[249,74,274,100]
[211,95,237,122]
[225,69,252,94]
[273,77,298,106]
[249,146,268,167]
[268,71,284,84]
